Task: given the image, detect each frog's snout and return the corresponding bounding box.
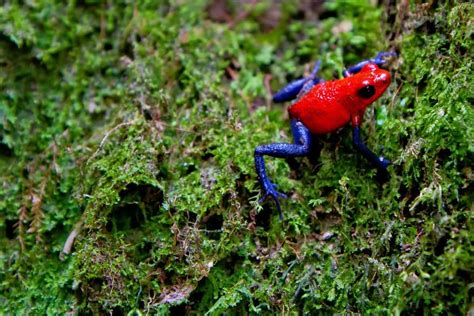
[376,71,391,86]
[376,72,390,83]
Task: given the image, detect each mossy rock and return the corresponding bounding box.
[0,1,472,314]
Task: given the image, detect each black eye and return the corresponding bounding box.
[358,85,376,99]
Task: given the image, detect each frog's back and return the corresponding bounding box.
[288,80,352,134]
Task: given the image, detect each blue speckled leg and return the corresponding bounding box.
[343,51,396,77]
[352,126,391,170]
[273,61,323,103]
[255,120,312,218]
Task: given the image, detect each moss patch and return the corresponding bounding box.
[1,1,472,314]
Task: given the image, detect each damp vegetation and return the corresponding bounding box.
[0,1,472,314]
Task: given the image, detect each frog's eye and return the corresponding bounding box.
[358,85,376,99]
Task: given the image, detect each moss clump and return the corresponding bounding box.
[0,1,472,314]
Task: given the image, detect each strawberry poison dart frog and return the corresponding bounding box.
[254,52,396,218]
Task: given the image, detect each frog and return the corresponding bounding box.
[254,52,396,218]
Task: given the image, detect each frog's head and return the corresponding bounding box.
[353,63,391,108]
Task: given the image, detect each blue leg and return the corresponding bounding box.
[343,51,396,77]
[273,61,322,103]
[352,126,391,170]
[254,120,312,218]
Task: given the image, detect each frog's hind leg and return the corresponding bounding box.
[273,61,322,103]
[254,120,312,218]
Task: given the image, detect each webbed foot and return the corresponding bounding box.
[373,51,397,67]
[344,51,397,77]
[378,156,391,170]
[259,181,288,220]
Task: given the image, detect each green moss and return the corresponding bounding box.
[1,0,472,314]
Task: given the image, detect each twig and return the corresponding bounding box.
[60,219,84,260]
[88,120,137,162]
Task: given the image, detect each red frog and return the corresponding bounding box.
[254,52,396,218]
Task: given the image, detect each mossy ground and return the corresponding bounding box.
[0,1,472,314]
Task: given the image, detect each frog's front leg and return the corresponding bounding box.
[273,61,322,103]
[254,120,312,218]
[343,51,396,77]
[352,116,391,170]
